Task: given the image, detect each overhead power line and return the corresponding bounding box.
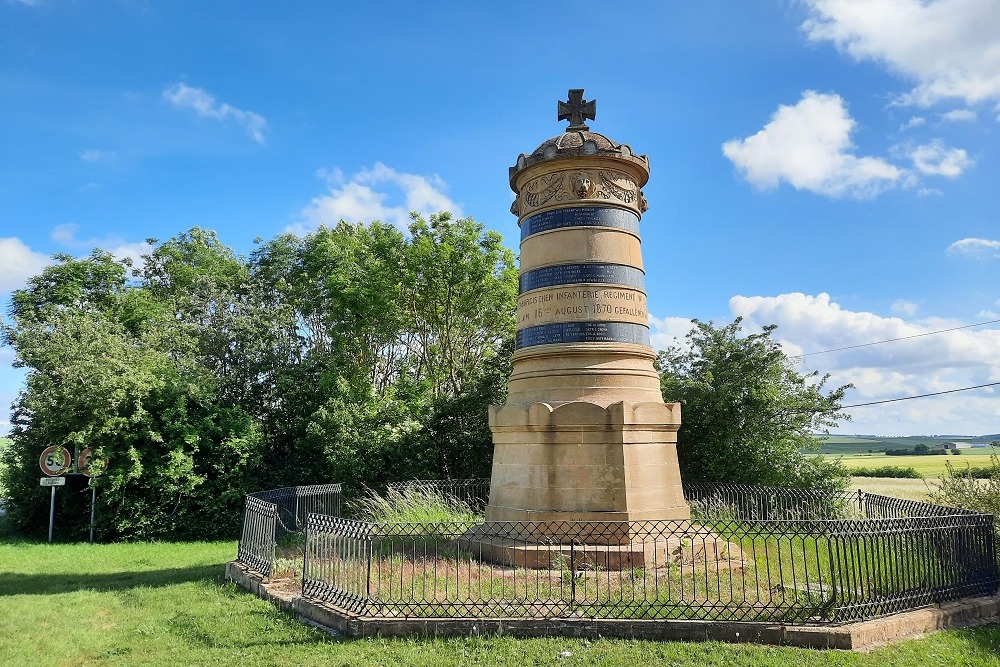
[842,381,1000,409]
[792,318,1000,358]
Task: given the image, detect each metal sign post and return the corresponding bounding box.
[79,448,103,543]
[39,476,66,543]
[89,480,96,543]
[35,445,104,543]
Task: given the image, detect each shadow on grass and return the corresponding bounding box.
[0,564,225,596]
[951,625,1000,656]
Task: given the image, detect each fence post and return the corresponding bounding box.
[366,532,373,604]
[825,524,838,622]
[570,540,577,604]
[301,513,310,596]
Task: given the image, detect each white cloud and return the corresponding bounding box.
[730,292,1000,435]
[163,83,267,144]
[0,237,50,293]
[909,140,972,177]
[947,238,1000,258]
[917,187,943,197]
[899,116,926,131]
[79,149,117,163]
[942,109,978,122]
[295,162,463,232]
[801,0,1000,110]
[649,314,696,353]
[50,223,76,245]
[722,91,904,198]
[50,223,153,268]
[891,299,919,316]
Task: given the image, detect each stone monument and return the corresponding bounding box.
[482,90,690,556]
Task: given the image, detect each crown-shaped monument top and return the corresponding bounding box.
[557,89,596,131]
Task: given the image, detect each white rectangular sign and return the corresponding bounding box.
[39,477,66,487]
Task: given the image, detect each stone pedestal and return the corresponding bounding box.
[487,400,689,526]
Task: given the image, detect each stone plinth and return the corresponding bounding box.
[486,401,689,526]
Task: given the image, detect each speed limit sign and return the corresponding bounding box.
[78,448,104,477]
[39,446,72,476]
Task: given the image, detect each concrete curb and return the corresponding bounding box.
[225,560,1000,651]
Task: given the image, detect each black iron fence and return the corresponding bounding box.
[291,483,998,624]
[237,484,341,578]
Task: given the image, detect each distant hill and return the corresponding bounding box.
[811,434,999,455]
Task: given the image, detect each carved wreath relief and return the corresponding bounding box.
[516,169,642,217]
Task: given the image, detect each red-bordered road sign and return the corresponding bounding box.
[77,448,104,477]
[39,446,72,476]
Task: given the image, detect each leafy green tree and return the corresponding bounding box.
[249,214,515,493]
[10,249,128,326]
[0,215,517,537]
[656,318,851,490]
[1,242,260,539]
[402,213,518,398]
[397,338,514,482]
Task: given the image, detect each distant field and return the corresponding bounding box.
[848,476,935,502]
[820,451,997,477]
[814,435,997,455]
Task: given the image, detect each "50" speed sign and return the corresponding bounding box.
[39,445,72,476]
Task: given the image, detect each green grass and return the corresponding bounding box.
[2,532,1000,665]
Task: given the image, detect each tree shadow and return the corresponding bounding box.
[0,564,224,596]
[946,625,1000,657]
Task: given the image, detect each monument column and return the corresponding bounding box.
[485,90,690,532]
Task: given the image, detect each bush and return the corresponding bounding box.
[943,465,994,480]
[847,465,922,479]
[656,318,850,490]
[885,447,948,456]
[932,455,1000,516]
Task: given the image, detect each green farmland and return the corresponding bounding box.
[815,435,1000,455]
[834,451,997,477]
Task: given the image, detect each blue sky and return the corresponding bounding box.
[2,0,999,437]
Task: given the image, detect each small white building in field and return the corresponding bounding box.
[942,441,973,450]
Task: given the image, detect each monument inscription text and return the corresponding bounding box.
[517,286,648,327]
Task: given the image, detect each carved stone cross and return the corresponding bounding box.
[557,89,596,131]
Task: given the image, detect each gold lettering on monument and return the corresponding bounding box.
[516,287,648,328]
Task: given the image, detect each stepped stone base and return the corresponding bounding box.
[460,524,742,570]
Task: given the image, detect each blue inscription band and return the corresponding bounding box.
[515,322,651,349]
[520,207,640,242]
[520,263,646,293]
